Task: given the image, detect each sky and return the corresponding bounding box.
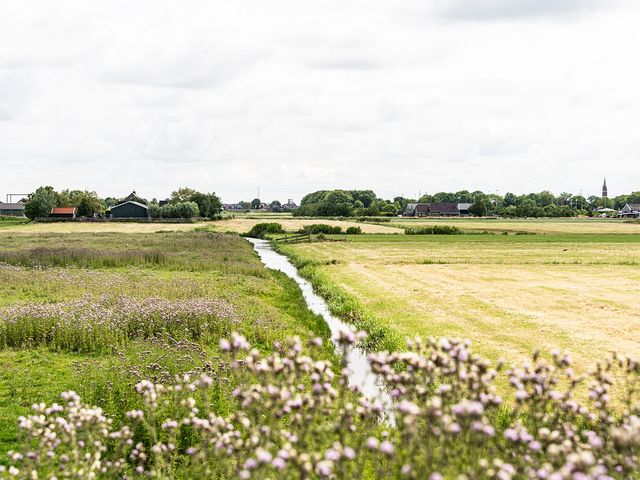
[1,0,639,203]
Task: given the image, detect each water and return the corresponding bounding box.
[247,238,392,412]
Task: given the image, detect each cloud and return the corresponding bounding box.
[431,0,625,21]
[0,69,31,121]
[1,0,640,202]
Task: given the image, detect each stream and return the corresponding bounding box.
[247,238,392,413]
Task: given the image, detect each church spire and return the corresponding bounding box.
[602,178,608,198]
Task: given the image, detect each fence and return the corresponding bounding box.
[273,233,311,244]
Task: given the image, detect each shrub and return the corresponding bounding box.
[404,225,462,235]
[345,226,362,235]
[245,222,285,238]
[299,224,343,234]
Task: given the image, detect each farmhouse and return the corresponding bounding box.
[50,207,77,218]
[0,202,25,217]
[120,191,146,204]
[110,201,150,219]
[619,204,640,218]
[403,202,471,217]
[283,199,298,210]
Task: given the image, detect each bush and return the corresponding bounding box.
[404,225,462,235]
[245,222,285,238]
[345,226,362,235]
[149,201,200,219]
[299,224,343,235]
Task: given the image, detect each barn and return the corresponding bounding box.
[0,203,25,217]
[110,201,150,219]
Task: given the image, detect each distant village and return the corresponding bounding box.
[1,180,640,219]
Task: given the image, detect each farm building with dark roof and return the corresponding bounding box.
[110,201,149,219]
[0,202,25,217]
[403,202,470,217]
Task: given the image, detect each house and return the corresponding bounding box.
[282,199,298,211]
[0,202,25,217]
[50,207,77,218]
[120,191,147,204]
[110,201,150,219]
[619,204,640,218]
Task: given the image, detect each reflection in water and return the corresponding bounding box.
[247,238,392,415]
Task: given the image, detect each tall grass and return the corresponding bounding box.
[0,232,267,275]
[0,296,237,354]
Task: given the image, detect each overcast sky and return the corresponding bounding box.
[1,0,639,203]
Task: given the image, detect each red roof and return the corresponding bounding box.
[51,207,76,214]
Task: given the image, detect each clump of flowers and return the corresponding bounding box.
[3,329,640,479]
[0,295,237,353]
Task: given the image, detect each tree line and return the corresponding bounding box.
[293,189,640,218]
[22,186,221,220]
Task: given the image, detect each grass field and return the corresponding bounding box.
[388,217,640,234]
[210,217,404,234]
[279,226,640,378]
[0,229,333,458]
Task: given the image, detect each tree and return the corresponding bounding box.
[24,187,58,220]
[104,197,119,208]
[170,187,198,204]
[269,200,282,212]
[251,198,261,209]
[503,192,519,207]
[469,198,491,217]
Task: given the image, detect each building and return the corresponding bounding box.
[602,178,608,198]
[222,203,245,211]
[110,201,149,219]
[619,204,640,218]
[120,191,147,204]
[50,207,77,219]
[457,203,473,216]
[282,199,298,210]
[404,202,467,217]
[0,202,25,217]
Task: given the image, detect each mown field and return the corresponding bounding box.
[210,217,403,234]
[278,225,640,378]
[388,217,640,235]
[0,229,332,459]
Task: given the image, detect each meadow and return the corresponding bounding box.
[277,222,640,379]
[1,220,640,478]
[0,229,333,461]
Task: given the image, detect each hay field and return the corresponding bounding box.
[0,221,209,234]
[211,217,404,234]
[389,217,640,234]
[282,233,640,374]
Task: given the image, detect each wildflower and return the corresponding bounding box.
[366,437,379,450]
[380,441,394,456]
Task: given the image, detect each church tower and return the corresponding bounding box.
[602,178,608,198]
